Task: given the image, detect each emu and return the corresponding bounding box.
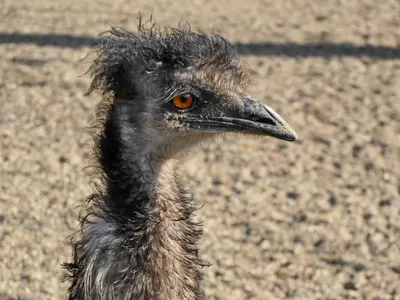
[64,22,297,300]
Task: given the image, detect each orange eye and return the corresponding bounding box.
[172,94,195,109]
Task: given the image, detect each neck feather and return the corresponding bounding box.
[65,102,206,300]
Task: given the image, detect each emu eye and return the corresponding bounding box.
[172,94,195,109]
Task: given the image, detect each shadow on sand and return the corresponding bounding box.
[1,32,399,59]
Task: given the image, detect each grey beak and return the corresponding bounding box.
[240,96,297,141]
[184,95,297,142]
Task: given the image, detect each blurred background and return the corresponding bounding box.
[1,0,399,299]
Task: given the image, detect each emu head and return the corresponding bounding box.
[90,26,296,161]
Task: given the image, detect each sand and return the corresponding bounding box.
[1,0,399,299]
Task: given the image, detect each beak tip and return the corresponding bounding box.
[279,127,297,141]
[289,129,298,141]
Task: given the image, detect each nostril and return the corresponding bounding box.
[257,117,276,126]
[248,113,276,126]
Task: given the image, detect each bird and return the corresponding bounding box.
[64,19,297,300]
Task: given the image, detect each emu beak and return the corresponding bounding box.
[189,96,297,141]
[237,96,297,141]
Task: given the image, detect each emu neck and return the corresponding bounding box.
[71,103,204,300]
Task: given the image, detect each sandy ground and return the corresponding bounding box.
[1,0,400,299]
